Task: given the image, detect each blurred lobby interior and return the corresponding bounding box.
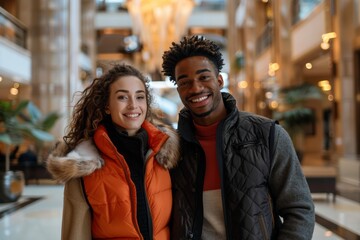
[1,0,360,239]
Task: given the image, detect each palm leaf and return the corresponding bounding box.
[0,100,60,172]
[280,83,324,105]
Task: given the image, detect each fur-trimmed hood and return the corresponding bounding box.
[46,123,180,183]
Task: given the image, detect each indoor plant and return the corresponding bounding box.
[273,83,325,162]
[0,100,60,202]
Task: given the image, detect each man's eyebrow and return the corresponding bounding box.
[177,68,211,81]
[177,74,187,81]
[196,68,211,74]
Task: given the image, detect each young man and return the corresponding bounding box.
[162,36,315,239]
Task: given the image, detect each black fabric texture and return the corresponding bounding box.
[171,92,277,240]
[104,120,151,240]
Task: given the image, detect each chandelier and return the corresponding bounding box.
[127,0,195,78]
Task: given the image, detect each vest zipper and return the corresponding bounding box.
[258,214,269,240]
[191,148,205,239]
[110,141,144,239]
[217,120,232,240]
[268,193,275,229]
[143,152,153,240]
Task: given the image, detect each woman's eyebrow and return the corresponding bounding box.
[114,89,145,94]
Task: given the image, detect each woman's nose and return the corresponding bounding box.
[127,98,137,109]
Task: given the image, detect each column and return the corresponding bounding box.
[29,0,82,139]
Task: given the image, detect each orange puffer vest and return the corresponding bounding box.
[83,121,172,240]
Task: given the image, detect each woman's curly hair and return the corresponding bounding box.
[162,35,224,84]
[63,63,153,151]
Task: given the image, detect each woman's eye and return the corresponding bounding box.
[117,95,127,100]
[137,95,145,100]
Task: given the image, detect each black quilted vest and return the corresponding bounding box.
[171,93,280,240]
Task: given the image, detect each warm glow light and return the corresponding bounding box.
[0,76,2,82]
[13,82,20,88]
[318,80,329,87]
[320,32,336,50]
[268,62,279,76]
[318,80,331,91]
[321,41,330,50]
[268,69,275,77]
[322,32,337,42]
[269,62,280,71]
[10,87,19,95]
[258,101,267,109]
[127,0,195,74]
[265,91,273,99]
[328,94,334,101]
[270,100,278,109]
[323,85,331,91]
[238,80,248,89]
[305,63,312,69]
[324,231,333,237]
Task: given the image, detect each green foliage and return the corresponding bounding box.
[273,83,324,138]
[0,100,61,171]
[281,83,324,105]
[273,107,315,133]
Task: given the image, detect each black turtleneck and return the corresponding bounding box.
[104,121,151,240]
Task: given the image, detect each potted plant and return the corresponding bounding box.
[273,83,325,162]
[0,100,60,203]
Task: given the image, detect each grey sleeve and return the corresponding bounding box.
[269,124,315,240]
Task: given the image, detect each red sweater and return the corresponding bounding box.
[194,121,221,191]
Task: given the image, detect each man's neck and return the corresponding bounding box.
[193,101,227,126]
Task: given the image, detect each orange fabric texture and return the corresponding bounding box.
[83,121,172,240]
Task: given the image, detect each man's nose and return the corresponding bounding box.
[188,79,204,92]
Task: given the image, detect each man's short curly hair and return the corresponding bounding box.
[162,35,224,84]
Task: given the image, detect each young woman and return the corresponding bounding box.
[47,63,179,240]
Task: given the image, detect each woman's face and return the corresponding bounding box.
[106,76,147,136]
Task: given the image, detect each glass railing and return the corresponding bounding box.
[95,0,226,12]
[292,0,323,25]
[0,7,27,49]
[256,21,273,56]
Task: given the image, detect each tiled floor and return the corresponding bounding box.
[1,150,360,240]
[0,183,360,240]
[0,185,63,240]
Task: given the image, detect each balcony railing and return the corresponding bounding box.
[292,0,323,25]
[256,21,273,56]
[0,7,27,49]
[95,0,226,12]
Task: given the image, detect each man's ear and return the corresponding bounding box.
[217,73,224,88]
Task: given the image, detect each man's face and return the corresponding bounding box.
[175,56,225,125]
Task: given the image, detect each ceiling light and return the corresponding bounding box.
[127,0,195,75]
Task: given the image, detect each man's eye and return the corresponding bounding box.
[200,75,210,81]
[177,80,190,87]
